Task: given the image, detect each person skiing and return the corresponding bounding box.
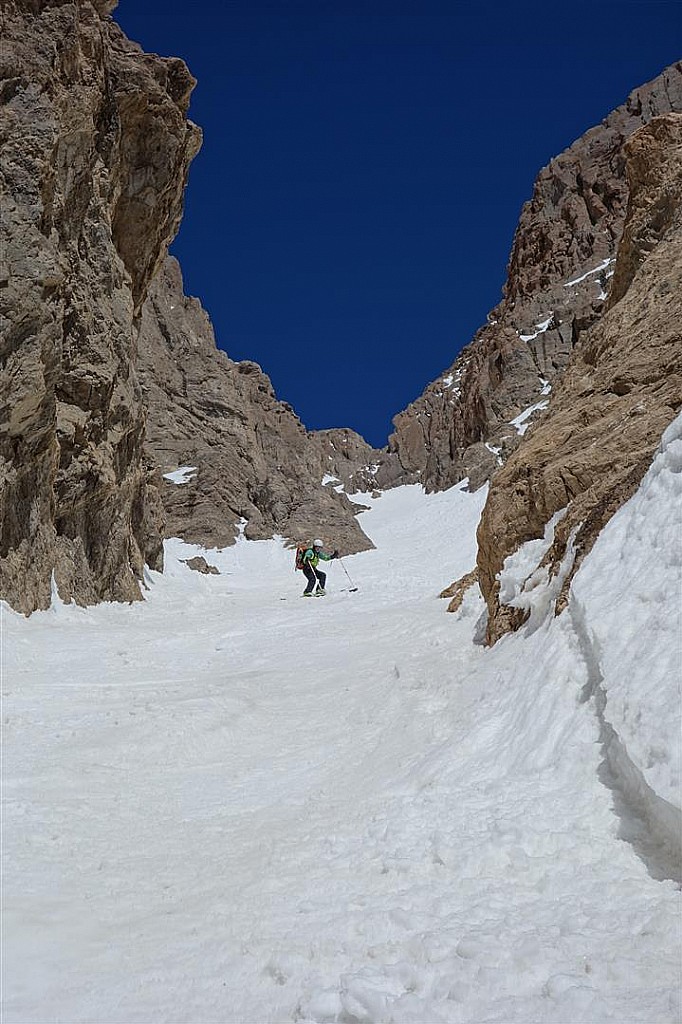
[301,539,338,597]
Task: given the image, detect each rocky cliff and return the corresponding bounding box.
[4,5,679,620]
[137,257,378,554]
[0,0,200,612]
[380,63,682,494]
[477,113,682,644]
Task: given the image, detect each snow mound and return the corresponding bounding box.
[497,508,573,632]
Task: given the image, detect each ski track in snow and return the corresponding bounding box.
[2,456,681,1023]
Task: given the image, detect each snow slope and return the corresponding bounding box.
[2,423,681,1023]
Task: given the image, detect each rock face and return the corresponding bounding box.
[4,9,678,621]
[477,113,682,644]
[137,257,378,554]
[380,63,682,494]
[0,0,201,613]
[314,427,384,495]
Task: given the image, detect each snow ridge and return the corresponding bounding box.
[571,592,681,884]
[569,412,682,883]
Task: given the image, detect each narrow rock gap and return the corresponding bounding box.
[571,598,681,885]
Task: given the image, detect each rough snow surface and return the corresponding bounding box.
[3,444,681,1023]
[162,466,198,485]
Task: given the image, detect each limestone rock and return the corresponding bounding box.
[0,0,200,613]
[314,427,384,494]
[439,567,479,613]
[381,63,682,494]
[137,258,378,555]
[183,556,220,575]
[477,113,682,644]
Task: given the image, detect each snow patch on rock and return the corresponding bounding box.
[519,314,553,342]
[509,399,550,436]
[564,257,615,287]
[163,466,197,485]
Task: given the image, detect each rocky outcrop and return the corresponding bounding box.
[183,556,220,576]
[439,567,479,614]
[314,427,383,495]
[477,113,682,644]
[380,63,682,494]
[0,0,201,613]
[137,258,378,554]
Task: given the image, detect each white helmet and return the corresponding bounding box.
[313,539,324,548]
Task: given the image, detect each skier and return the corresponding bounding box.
[301,539,338,597]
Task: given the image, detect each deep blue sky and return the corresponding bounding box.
[115,1,680,448]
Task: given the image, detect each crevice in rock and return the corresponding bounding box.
[571,597,681,885]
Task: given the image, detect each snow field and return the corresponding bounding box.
[3,439,681,1023]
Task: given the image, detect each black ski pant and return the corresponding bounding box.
[303,563,326,593]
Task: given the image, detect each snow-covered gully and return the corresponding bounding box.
[3,419,681,1024]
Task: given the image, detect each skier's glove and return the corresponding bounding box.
[333,549,339,559]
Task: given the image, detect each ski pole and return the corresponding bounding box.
[338,557,358,592]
